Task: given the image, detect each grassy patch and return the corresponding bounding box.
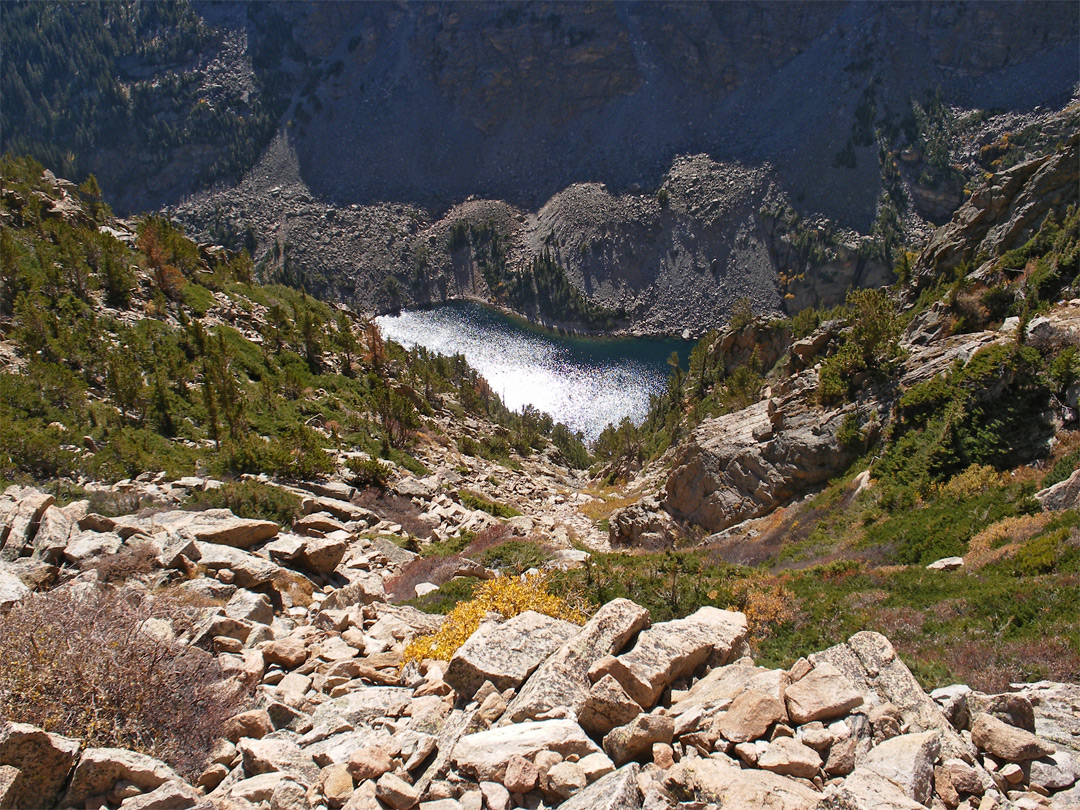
[458,489,521,518]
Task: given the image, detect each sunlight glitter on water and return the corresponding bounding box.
[374,302,690,442]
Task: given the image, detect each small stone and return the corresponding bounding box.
[545,761,587,800]
[346,747,394,782]
[263,636,309,669]
[757,737,822,779]
[196,763,228,791]
[479,781,511,810]
[503,755,539,794]
[578,752,616,782]
[320,763,354,808]
[652,743,675,770]
[375,772,419,809]
[999,763,1024,785]
[224,709,275,742]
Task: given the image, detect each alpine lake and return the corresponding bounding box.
[375,301,693,442]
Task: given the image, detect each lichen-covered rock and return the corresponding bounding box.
[503,599,650,723]
[861,731,940,805]
[579,674,643,737]
[812,631,971,763]
[598,607,748,709]
[1035,467,1080,512]
[603,714,674,766]
[0,722,81,809]
[445,610,579,700]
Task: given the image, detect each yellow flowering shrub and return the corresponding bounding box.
[403,572,589,663]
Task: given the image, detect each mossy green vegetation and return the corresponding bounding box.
[0,156,592,487]
[182,479,303,526]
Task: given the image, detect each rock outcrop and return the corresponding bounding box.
[661,390,864,536]
[913,133,1080,290]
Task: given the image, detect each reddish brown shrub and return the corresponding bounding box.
[86,540,161,583]
[357,490,434,538]
[0,583,249,777]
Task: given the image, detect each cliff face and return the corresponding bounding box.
[263,0,1075,221]
[8,0,1075,332]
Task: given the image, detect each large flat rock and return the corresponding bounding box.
[312,687,414,727]
[664,756,819,809]
[445,610,579,700]
[817,767,927,810]
[194,542,280,589]
[602,607,748,708]
[452,719,601,782]
[503,599,650,723]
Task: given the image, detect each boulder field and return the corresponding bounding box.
[2,483,1079,810]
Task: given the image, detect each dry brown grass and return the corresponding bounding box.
[0,583,249,778]
[386,525,513,601]
[967,513,1052,567]
[578,488,644,523]
[357,489,435,539]
[924,636,1080,693]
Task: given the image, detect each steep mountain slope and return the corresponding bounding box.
[4,1,1077,332]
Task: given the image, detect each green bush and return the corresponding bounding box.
[1012,528,1077,576]
[1043,450,1080,488]
[478,539,554,575]
[184,479,301,525]
[347,456,391,489]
